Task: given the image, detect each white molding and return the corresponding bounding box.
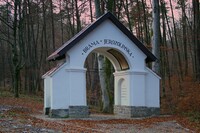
[65,67,87,73]
[45,62,67,78]
[113,71,130,76]
[114,70,147,76]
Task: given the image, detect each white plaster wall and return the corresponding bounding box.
[67,20,146,71]
[114,71,130,106]
[129,71,146,106]
[114,69,160,107]
[145,67,160,107]
[51,65,70,109]
[66,68,87,106]
[44,76,51,108]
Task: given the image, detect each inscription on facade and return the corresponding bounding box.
[82,39,134,58]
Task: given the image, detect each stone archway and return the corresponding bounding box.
[43,12,160,118]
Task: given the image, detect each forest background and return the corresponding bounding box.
[0,0,200,118]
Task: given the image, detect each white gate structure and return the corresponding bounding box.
[42,12,161,118]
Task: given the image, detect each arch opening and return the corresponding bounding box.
[84,47,130,114]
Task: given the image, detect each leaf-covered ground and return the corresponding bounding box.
[0,91,199,133]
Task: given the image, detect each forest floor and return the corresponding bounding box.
[0,90,200,133]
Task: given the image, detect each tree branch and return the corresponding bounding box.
[0,16,13,30]
[0,37,14,46]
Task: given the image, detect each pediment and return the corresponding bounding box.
[47,12,156,63]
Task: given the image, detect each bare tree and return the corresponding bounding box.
[12,0,25,97]
[152,0,160,74]
[50,0,56,51]
[94,0,112,113]
[179,0,188,75]
[169,0,183,80]
[193,0,200,81]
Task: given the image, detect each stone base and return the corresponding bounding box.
[69,106,89,118]
[49,106,89,118]
[49,109,69,118]
[114,105,160,118]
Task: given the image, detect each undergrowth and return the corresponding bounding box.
[161,75,200,127]
[185,111,200,123]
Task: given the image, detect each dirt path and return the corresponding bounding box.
[0,105,195,133]
[33,114,193,133]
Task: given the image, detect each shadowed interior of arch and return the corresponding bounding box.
[107,49,129,70]
[84,47,130,71]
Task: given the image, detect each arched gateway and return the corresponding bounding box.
[42,12,160,118]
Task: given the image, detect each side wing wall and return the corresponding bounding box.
[44,76,51,109]
[145,67,160,107]
[51,66,70,109]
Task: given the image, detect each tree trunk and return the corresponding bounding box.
[141,0,150,45]
[164,4,175,76]
[50,0,55,50]
[152,0,160,74]
[160,0,172,92]
[89,0,93,22]
[123,0,133,33]
[193,0,200,81]
[14,68,20,97]
[13,0,20,97]
[136,0,142,41]
[169,0,183,80]
[59,0,64,44]
[98,55,110,112]
[42,0,49,70]
[74,0,81,32]
[180,0,188,76]
[94,0,110,112]
[94,0,101,18]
